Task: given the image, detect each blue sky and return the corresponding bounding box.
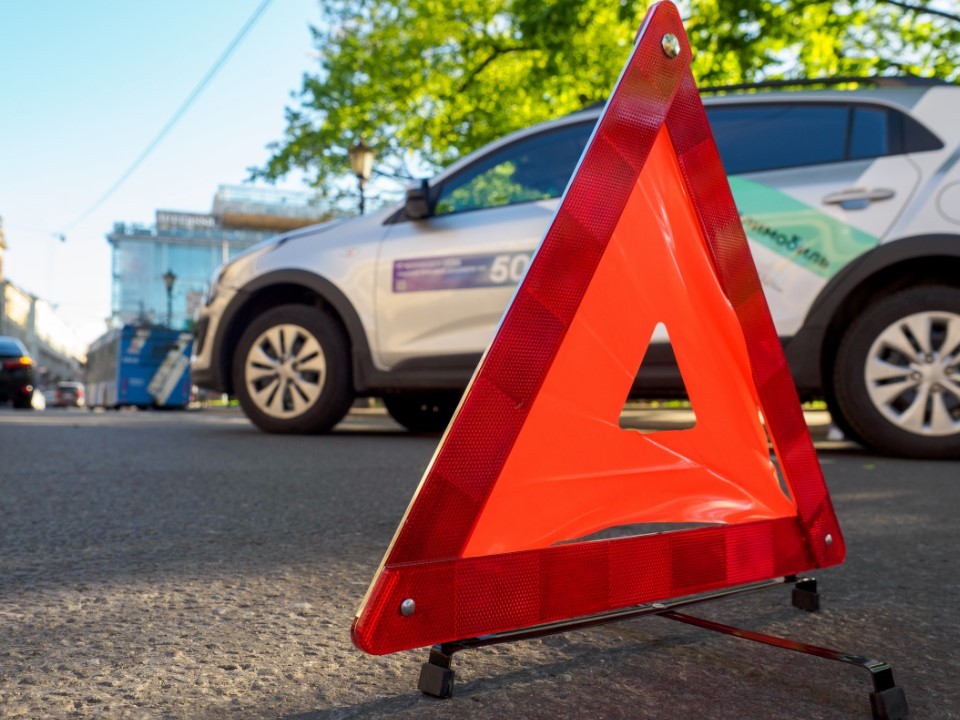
[1,0,322,344]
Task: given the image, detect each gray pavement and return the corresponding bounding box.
[0,406,957,719]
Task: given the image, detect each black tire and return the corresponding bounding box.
[822,382,865,446]
[232,304,353,434]
[383,391,461,433]
[832,286,960,459]
[12,395,33,410]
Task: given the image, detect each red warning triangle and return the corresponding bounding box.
[353,1,844,656]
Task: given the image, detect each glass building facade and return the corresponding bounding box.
[108,186,329,331]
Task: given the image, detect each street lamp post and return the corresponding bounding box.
[348,137,375,215]
[162,269,177,328]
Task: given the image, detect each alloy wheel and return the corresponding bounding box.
[244,323,327,419]
[864,310,960,437]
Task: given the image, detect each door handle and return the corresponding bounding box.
[822,187,896,210]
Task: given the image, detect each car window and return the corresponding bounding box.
[434,122,593,216]
[707,104,849,174]
[849,106,890,160]
[706,101,941,174]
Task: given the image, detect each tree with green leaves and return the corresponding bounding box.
[252,0,959,202]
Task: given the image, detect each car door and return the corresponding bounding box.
[374,121,594,369]
[707,101,921,337]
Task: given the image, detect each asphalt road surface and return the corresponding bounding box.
[0,406,957,719]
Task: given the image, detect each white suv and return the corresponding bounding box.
[192,78,960,458]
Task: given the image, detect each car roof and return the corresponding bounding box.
[0,336,28,355]
[702,86,935,111]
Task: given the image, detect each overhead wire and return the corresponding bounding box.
[61,0,274,233]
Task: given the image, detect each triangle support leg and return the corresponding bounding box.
[659,611,908,720]
[791,577,820,612]
[418,645,457,698]
[414,578,906,719]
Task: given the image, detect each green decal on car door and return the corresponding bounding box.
[729,176,879,279]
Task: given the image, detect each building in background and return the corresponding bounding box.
[0,216,6,281]
[0,217,86,384]
[107,185,330,331]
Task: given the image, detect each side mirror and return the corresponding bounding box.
[404,179,431,220]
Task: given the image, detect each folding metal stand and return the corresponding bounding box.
[417,576,908,720]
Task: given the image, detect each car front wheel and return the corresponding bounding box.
[832,286,960,458]
[232,305,353,434]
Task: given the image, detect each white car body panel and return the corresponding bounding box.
[376,200,558,366]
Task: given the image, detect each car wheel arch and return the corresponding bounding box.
[216,270,374,396]
[784,234,960,392]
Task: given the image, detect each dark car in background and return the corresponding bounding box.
[53,381,85,408]
[0,336,36,409]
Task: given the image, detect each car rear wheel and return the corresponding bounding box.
[832,286,960,458]
[383,392,461,433]
[232,304,353,434]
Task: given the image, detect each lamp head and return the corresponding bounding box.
[348,137,375,182]
[162,269,177,291]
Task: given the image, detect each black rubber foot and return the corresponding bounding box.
[418,661,455,698]
[870,686,908,720]
[791,578,820,612]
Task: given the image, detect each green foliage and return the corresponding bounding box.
[254,0,960,195]
[684,0,960,85]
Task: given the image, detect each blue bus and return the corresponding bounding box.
[85,325,193,409]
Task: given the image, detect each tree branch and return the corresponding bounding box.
[875,0,960,24]
[457,45,536,93]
